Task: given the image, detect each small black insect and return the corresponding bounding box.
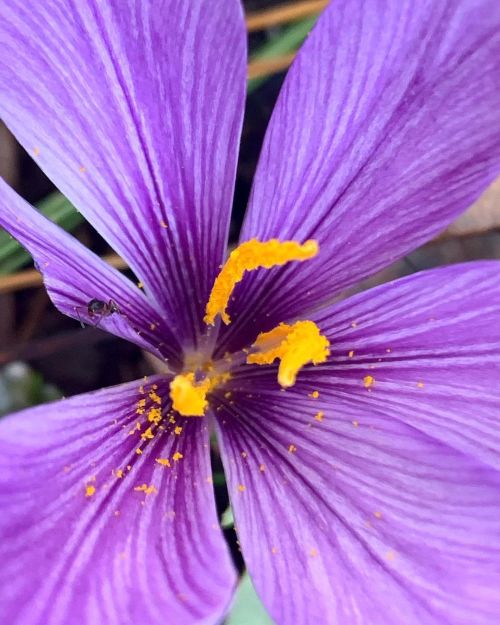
[75,298,120,328]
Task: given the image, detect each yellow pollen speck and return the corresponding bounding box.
[79,165,86,173]
[288,444,297,453]
[148,407,162,424]
[156,458,171,467]
[363,375,375,388]
[137,281,143,289]
[149,390,162,405]
[85,485,96,498]
[135,448,143,455]
[348,350,355,358]
[238,484,246,492]
[351,321,358,328]
[259,464,266,472]
[374,511,382,519]
[160,219,168,228]
[417,381,425,388]
[309,548,319,557]
[352,420,359,427]
[173,452,183,462]
[141,427,154,440]
[386,550,396,561]
[134,483,157,495]
[116,469,124,478]
[271,546,278,554]
[33,147,40,156]
[309,390,319,399]
[204,238,319,325]
[247,320,330,388]
[114,510,120,516]
[174,426,183,435]
[314,411,324,422]
[128,421,141,435]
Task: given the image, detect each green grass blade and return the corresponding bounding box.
[248,15,318,93]
[0,192,82,275]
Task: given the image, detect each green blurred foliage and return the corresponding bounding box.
[0,192,82,275]
[226,573,275,625]
[0,362,61,416]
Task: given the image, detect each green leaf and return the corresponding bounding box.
[221,506,234,529]
[0,192,82,275]
[248,16,318,94]
[225,573,275,625]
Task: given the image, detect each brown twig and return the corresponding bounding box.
[0,327,114,366]
[246,0,328,31]
[248,53,296,79]
[0,253,126,294]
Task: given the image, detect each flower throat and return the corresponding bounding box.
[169,238,330,416]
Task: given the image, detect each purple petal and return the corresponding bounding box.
[0,0,246,348]
[310,260,500,470]
[0,179,181,364]
[214,261,500,624]
[222,0,500,350]
[0,378,236,625]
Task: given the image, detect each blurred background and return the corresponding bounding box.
[1,1,499,622]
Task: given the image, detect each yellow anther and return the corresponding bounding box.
[247,320,330,387]
[204,238,319,325]
[169,371,230,417]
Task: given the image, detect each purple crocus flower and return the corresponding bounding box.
[1,0,500,623]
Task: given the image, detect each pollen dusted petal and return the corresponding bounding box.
[247,321,330,387]
[204,239,318,326]
[0,377,236,625]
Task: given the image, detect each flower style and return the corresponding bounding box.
[1,1,500,624]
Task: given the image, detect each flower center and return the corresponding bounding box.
[169,238,330,417]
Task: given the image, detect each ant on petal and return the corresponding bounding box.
[75,298,120,328]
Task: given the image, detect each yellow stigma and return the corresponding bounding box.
[247,320,330,387]
[204,238,319,325]
[169,371,230,417]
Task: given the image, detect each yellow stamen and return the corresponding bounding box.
[169,371,230,417]
[247,320,330,387]
[204,238,319,325]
